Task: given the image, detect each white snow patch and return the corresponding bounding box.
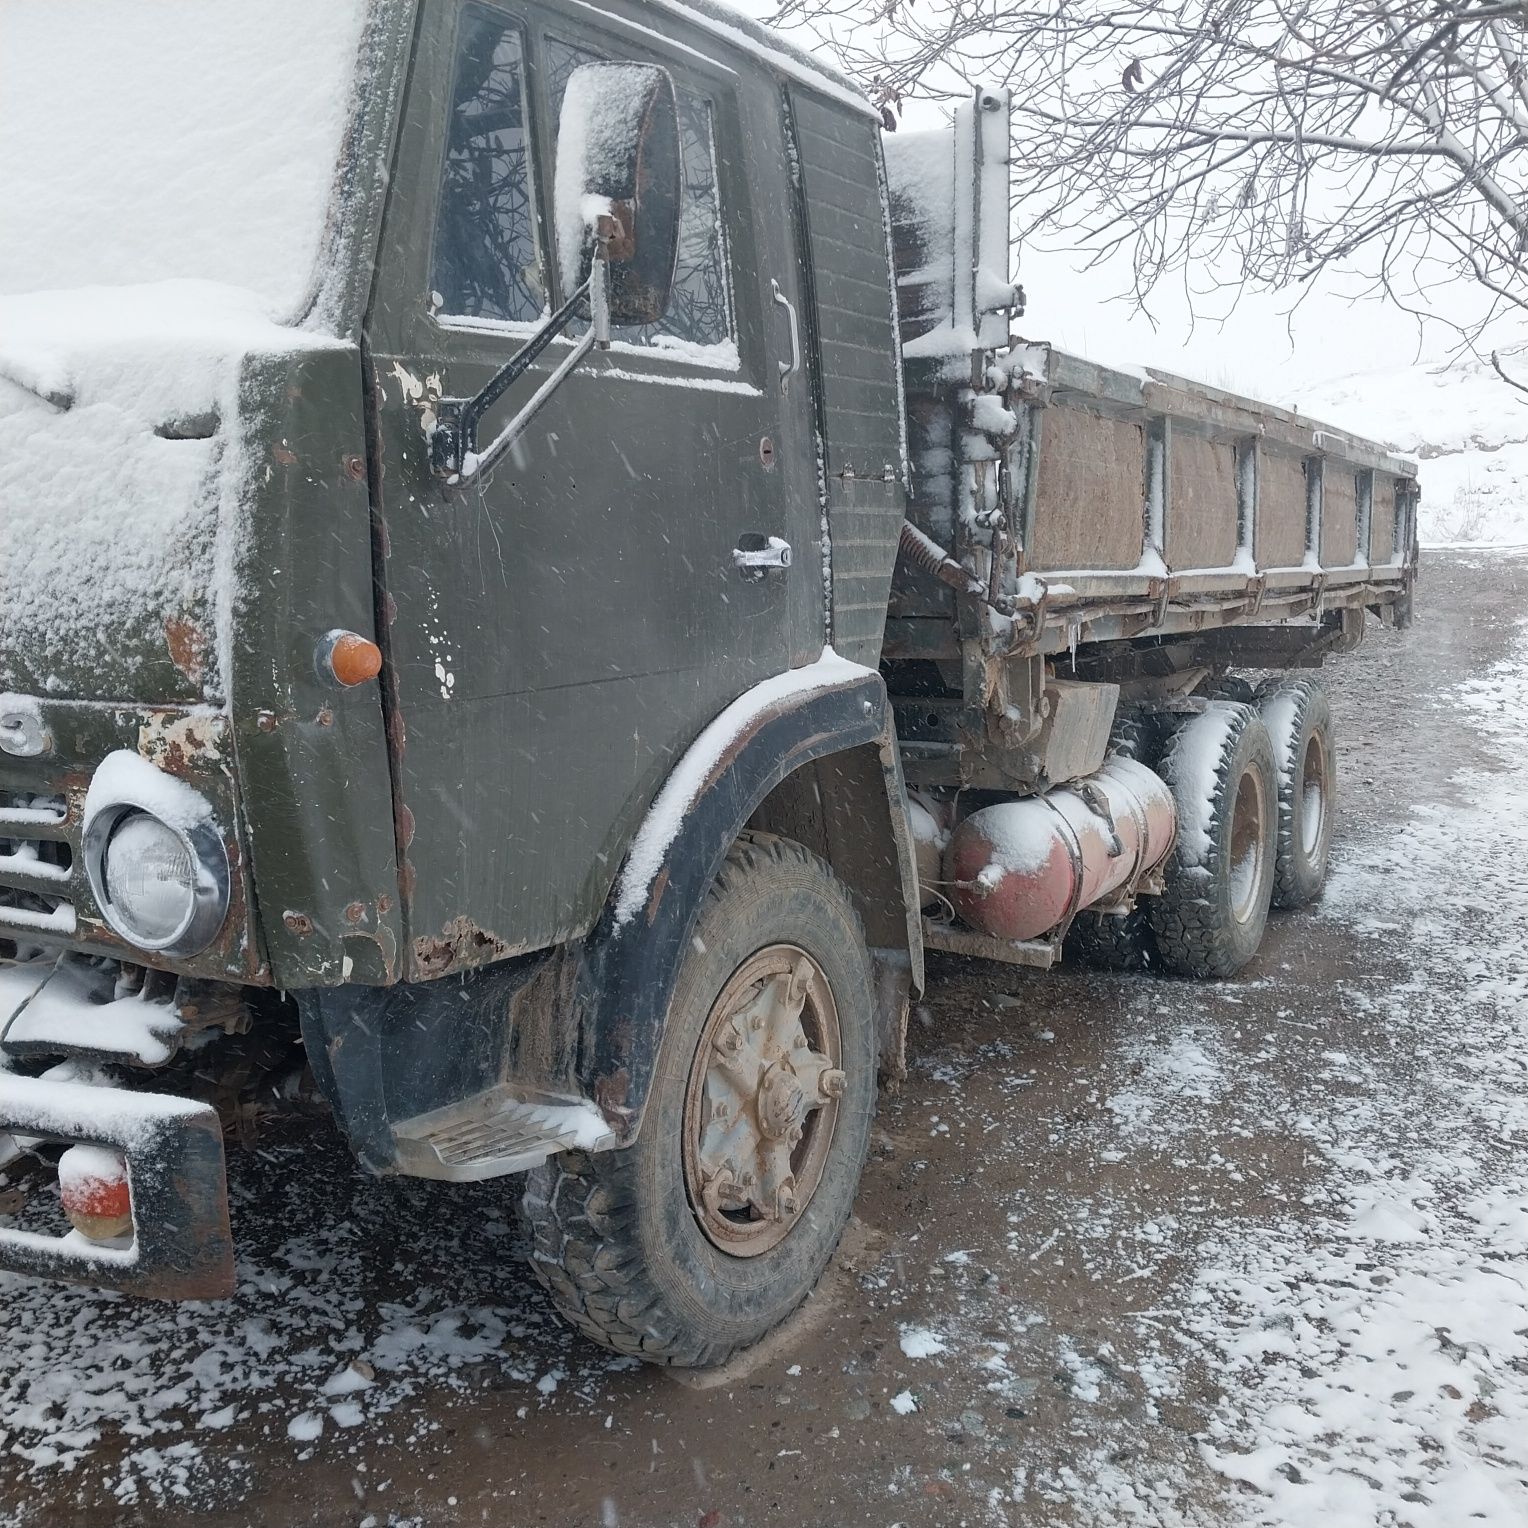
[1289,352,1528,547]
[888,1389,918,1415]
[0,282,345,699]
[898,1326,949,1358]
[0,0,369,317]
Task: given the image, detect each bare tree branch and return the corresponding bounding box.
[774,0,1528,368]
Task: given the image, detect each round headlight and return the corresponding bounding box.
[102,812,198,948]
[82,753,232,959]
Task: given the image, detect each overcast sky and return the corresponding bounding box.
[750,0,1518,406]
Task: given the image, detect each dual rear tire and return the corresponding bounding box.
[1069,679,1336,979]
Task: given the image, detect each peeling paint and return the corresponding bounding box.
[138,711,223,772]
[412,915,518,979]
[163,617,208,686]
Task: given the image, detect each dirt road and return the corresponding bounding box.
[2,549,1526,1528]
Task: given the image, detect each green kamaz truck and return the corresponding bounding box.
[0,0,1416,1364]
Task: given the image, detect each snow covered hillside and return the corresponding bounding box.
[1289,352,1528,548]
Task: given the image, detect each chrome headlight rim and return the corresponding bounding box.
[83,803,230,958]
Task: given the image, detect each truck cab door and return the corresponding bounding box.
[364,1,821,974]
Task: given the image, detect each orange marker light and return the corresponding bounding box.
[321,630,383,687]
[59,1145,133,1242]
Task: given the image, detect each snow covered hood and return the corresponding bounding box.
[0,283,341,702]
[0,0,377,704]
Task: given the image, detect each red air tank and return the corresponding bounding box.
[943,758,1177,941]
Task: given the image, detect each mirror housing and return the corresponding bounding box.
[555,62,681,326]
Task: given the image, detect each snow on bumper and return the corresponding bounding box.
[0,1072,233,1300]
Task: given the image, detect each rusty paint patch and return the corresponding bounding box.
[283,911,314,936]
[412,915,517,978]
[272,443,298,467]
[644,865,671,927]
[138,712,223,772]
[163,617,208,685]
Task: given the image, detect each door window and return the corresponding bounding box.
[432,6,544,322]
[546,37,733,353]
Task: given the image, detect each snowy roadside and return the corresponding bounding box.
[1180,625,1528,1525]
[873,607,1528,1526]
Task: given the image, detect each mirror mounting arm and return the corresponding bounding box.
[430,240,612,485]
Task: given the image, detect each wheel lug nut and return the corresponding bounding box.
[820,1069,847,1099]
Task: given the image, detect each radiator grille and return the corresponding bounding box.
[0,788,78,949]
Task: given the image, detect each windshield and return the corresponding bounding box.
[0,0,370,319]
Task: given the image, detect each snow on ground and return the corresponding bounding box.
[0,1159,628,1508]
[876,599,1528,1524]
[1177,633,1528,1526]
[1291,352,1528,547]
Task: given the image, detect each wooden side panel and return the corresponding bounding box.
[1370,473,1399,562]
[1321,467,1358,567]
[1029,407,1145,571]
[1166,432,1238,570]
[1256,452,1309,568]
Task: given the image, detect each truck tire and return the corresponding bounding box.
[1063,906,1153,971]
[519,834,877,1367]
[1146,704,1277,978]
[1204,672,1258,704]
[1257,678,1335,908]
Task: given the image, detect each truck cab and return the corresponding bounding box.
[0,0,1413,1360]
[1,0,917,1351]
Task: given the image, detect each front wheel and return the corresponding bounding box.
[519,834,876,1367]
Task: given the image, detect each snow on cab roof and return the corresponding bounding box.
[644,0,877,117]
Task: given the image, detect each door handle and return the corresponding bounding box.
[770,279,802,394]
[733,535,793,579]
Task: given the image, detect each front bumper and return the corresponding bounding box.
[0,1073,233,1299]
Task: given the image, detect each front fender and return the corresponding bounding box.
[569,658,922,1142]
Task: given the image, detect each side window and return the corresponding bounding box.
[432,6,544,323]
[546,38,734,354]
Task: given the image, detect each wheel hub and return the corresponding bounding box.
[684,946,844,1256]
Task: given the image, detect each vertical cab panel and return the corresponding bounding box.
[787,88,906,666]
[234,348,405,988]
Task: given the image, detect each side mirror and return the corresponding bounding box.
[555,62,682,326]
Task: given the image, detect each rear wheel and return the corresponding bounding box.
[1147,704,1277,978]
[1257,678,1335,908]
[519,834,876,1367]
[1063,905,1153,970]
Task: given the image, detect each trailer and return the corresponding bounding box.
[0,1,1416,1366]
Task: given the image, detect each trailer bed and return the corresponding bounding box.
[881,89,1418,791]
